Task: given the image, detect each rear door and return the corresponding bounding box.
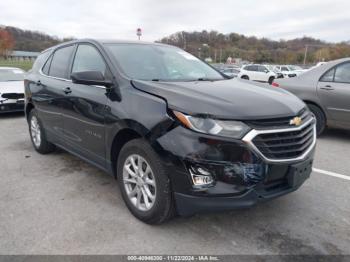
[249,65,259,81]
[34,45,75,144]
[317,62,350,127]
[257,65,268,82]
[62,43,110,168]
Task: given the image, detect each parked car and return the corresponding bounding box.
[264,65,284,79]
[275,65,306,77]
[220,67,240,78]
[274,58,350,135]
[25,39,316,224]
[238,64,277,84]
[0,67,25,113]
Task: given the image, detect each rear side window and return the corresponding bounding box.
[334,63,350,83]
[48,45,75,79]
[42,55,53,75]
[72,44,107,76]
[32,51,50,72]
[250,65,258,71]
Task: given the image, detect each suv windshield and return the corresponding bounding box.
[0,68,25,82]
[105,43,224,81]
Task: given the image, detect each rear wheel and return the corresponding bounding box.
[29,109,55,154]
[241,75,249,80]
[117,139,174,224]
[307,104,326,136]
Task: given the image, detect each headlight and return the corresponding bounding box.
[173,111,251,139]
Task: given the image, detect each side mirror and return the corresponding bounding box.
[71,71,113,88]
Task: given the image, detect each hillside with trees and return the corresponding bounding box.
[1,26,350,65]
[159,31,350,64]
[0,26,74,52]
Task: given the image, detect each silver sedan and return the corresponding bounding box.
[274,58,350,135]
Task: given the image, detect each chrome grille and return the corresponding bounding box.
[243,118,316,162]
[246,109,311,130]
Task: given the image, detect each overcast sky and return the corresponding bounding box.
[1,0,350,42]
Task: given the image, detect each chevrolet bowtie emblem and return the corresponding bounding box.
[290,117,302,126]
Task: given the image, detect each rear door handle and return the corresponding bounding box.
[63,87,72,94]
[320,85,335,91]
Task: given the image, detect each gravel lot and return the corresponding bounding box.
[0,112,349,255]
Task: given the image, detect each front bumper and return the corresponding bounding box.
[0,100,25,113]
[157,123,316,216]
[174,156,313,216]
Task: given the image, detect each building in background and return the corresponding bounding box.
[7,51,40,61]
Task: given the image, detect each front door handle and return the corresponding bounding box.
[36,80,42,86]
[63,87,72,94]
[320,85,335,91]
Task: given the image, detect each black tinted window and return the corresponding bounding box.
[42,55,52,75]
[334,63,350,83]
[49,45,75,79]
[32,51,50,72]
[72,45,107,76]
[258,66,267,72]
[320,68,335,82]
[250,65,258,71]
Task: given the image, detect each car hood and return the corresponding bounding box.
[0,81,24,94]
[131,79,305,120]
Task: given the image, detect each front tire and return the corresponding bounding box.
[307,104,326,136]
[117,139,174,224]
[28,109,55,154]
[268,76,275,85]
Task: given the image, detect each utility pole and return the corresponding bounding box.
[182,31,186,50]
[303,45,308,65]
[219,48,222,63]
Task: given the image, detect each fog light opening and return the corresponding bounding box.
[189,166,214,187]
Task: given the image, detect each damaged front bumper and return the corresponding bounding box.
[157,125,315,216]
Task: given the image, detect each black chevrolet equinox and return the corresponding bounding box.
[25,39,316,224]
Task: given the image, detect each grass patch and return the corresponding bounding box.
[0,59,34,71]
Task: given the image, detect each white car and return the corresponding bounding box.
[238,64,277,84]
[0,67,25,113]
[275,65,307,77]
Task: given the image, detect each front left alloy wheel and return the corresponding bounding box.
[117,139,174,224]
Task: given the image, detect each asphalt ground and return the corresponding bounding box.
[0,112,349,255]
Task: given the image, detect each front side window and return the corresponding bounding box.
[105,44,224,81]
[72,45,107,76]
[334,63,350,83]
[258,66,267,72]
[281,66,289,71]
[49,45,75,79]
[0,68,25,82]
